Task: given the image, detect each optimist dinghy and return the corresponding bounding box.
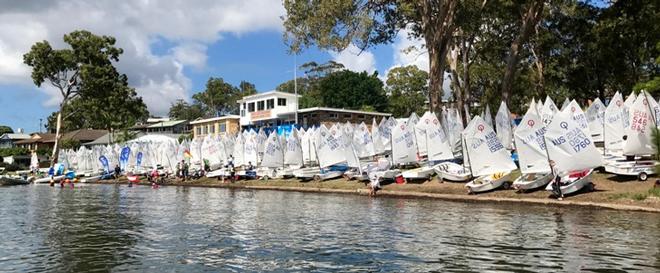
[512,101,553,191]
[402,112,456,182]
[543,106,603,196]
[462,115,517,193]
[544,169,594,195]
[604,92,660,180]
[434,162,471,182]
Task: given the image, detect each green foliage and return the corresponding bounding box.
[59,139,81,150]
[190,77,257,117]
[317,70,388,112]
[634,42,660,95]
[114,130,138,143]
[386,65,428,117]
[36,148,51,156]
[0,148,30,157]
[0,126,13,135]
[168,99,205,121]
[178,133,192,143]
[276,61,345,108]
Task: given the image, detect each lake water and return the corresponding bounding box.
[1,184,658,272]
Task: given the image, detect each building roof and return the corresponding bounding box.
[294,107,391,116]
[189,115,240,125]
[146,120,188,128]
[61,129,107,142]
[0,133,31,140]
[237,90,301,103]
[14,133,56,144]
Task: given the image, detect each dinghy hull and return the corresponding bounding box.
[401,165,435,181]
[434,162,471,182]
[513,172,553,190]
[604,160,658,180]
[545,169,594,195]
[466,172,512,193]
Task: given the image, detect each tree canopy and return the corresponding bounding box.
[386,65,429,117]
[170,77,258,119]
[24,30,148,165]
[0,126,13,135]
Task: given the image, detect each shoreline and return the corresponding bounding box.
[94,173,660,213]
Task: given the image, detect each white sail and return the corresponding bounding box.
[407,113,427,156]
[284,129,303,165]
[391,120,417,164]
[544,110,603,174]
[542,96,558,125]
[463,116,517,176]
[623,92,636,130]
[514,105,550,174]
[560,98,570,111]
[565,100,589,131]
[586,98,606,140]
[603,92,626,153]
[353,122,375,158]
[371,118,385,155]
[340,128,360,168]
[315,125,346,168]
[301,128,316,164]
[378,117,392,150]
[417,111,453,161]
[201,135,223,169]
[623,92,656,156]
[495,101,513,150]
[260,132,284,168]
[244,130,258,166]
[233,133,245,166]
[483,104,493,129]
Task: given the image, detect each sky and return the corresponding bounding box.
[0,0,435,133]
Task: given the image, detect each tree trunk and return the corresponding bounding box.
[428,44,445,115]
[500,0,545,104]
[530,44,544,96]
[50,110,63,167]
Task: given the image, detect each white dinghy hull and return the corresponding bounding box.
[545,169,594,195]
[512,172,553,191]
[604,160,658,180]
[401,165,436,181]
[34,175,65,184]
[434,162,471,182]
[466,172,512,193]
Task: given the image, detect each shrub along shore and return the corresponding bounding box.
[96,171,660,213]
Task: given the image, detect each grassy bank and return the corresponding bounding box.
[100,171,660,212]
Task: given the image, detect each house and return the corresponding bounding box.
[237,91,301,127]
[14,133,56,151]
[190,116,241,139]
[130,119,190,135]
[0,133,31,148]
[235,90,392,130]
[14,129,106,150]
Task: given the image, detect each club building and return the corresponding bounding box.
[237,90,391,129]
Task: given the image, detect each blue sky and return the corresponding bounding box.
[0,0,428,133]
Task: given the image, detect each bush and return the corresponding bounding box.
[3,163,22,172]
[0,147,29,157]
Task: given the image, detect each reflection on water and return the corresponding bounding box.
[0,184,658,272]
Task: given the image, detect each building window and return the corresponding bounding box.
[266,99,274,109]
[311,113,317,118]
[196,127,201,135]
[257,101,265,111]
[243,103,246,110]
[202,126,208,134]
[220,124,226,132]
[248,102,255,112]
[329,113,338,119]
[343,114,352,118]
[209,124,215,133]
[357,114,365,119]
[278,98,287,106]
[240,109,245,117]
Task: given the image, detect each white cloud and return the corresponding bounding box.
[329,44,377,74]
[0,0,285,116]
[391,29,429,72]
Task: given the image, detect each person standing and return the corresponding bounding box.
[549,160,564,201]
[182,161,189,181]
[114,164,122,182]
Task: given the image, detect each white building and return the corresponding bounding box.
[237,91,301,127]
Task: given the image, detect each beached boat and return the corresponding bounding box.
[544,169,594,195]
[466,171,513,193]
[434,162,471,182]
[0,176,30,186]
[512,101,553,191]
[543,106,603,197]
[401,165,436,181]
[462,114,517,193]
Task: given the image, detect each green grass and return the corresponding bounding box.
[609,187,660,201]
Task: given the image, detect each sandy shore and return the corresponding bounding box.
[98,171,660,213]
